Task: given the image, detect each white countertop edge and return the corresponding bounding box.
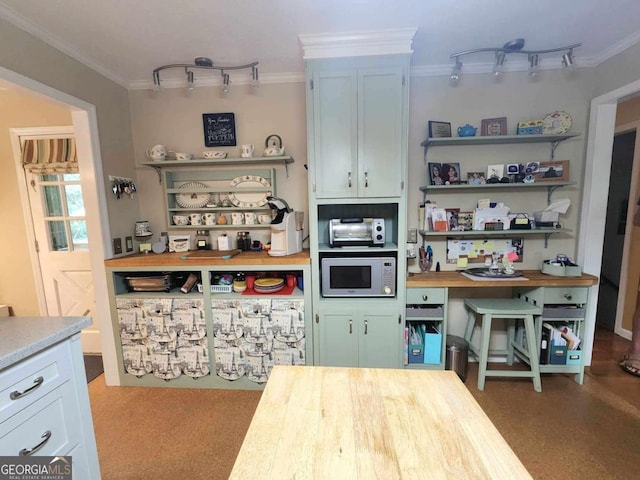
[0,316,91,370]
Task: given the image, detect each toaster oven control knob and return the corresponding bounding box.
[376,234,384,241]
[384,286,392,295]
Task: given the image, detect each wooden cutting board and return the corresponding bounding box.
[183,249,242,259]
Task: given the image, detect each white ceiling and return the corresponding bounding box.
[1,0,640,89]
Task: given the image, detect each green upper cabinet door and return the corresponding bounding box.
[310,63,406,199]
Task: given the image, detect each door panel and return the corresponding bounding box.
[317,313,358,367]
[359,313,401,368]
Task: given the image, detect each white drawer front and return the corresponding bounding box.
[407,287,446,305]
[0,341,72,421]
[0,381,80,457]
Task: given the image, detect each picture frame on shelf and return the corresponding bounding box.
[428,121,452,138]
[457,211,474,231]
[480,117,508,136]
[487,164,505,180]
[536,160,570,182]
[428,162,445,185]
[467,171,486,184]
[445,208,460,231]
[442,163,461,184]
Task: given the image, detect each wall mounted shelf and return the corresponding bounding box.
[420,133,579,161]
[420,181,575,204]
[419,227,571,247]
[142,156,294,182]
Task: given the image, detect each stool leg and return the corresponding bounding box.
[477,314,492,391]
[464,309,476,344]
[524,314,542,392]
[506,320,516,366]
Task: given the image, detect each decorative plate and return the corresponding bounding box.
[229,175,271,208]
[175,181,210,208]
[542,111,572,134]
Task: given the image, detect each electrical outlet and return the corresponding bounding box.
[113,237,122,254]
[125,236,133,252]
[407,228,418,243]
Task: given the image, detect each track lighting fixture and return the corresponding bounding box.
[449,39,581,80]
[152,57,259,92]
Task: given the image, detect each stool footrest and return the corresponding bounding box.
[484,370,538,378]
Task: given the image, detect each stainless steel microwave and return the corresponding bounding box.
[321,256,396,297]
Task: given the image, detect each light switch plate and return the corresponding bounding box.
[407,228,418,243]
[125,236,133,252]
[113,237,122,254]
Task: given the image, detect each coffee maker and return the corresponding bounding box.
[266,196,303,256]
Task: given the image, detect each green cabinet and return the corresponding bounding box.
[315,307,402,368]
[308,59,407,198]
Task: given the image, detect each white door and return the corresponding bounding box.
[17,133,100,353]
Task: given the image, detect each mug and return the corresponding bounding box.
[231,212,244,225]
[258,214,272,224]
[146,144,167,161]
[189,213,202,225]
[172,215,189,226]
[244,212,257,225]
[240,144,255,158]
[203,213,217,225]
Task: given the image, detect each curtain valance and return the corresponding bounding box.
[21,138,78,174]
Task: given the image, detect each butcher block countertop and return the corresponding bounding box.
[407,270,598,288]
[104,249,310,268]
[230,366,531,479]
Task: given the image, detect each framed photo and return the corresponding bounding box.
[428,121,452,138]
[445,208,460,231]
[506,164,520,175]
[487,164,505,180]
[536,160,570,182]
[457,211,474,231]
[203,112,237,147]
[441,162,461,184]
[481,117,508,136]
[428,162,444,185]
[467,171,486,184]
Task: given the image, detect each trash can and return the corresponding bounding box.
[445,334,469,382]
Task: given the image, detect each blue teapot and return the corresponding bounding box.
[457,124,477,137]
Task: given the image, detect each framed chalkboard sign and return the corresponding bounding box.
[203,112,236,147]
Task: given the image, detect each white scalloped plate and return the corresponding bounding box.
[542,111,572,134]
[229,175,271,208]
[175,181,210,208]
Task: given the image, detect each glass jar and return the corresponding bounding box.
[237,231,251,251]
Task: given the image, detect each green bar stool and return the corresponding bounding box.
[463,298,543,392]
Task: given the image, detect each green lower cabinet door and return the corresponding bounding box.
[317,313,359,367]
[358,313,402,368]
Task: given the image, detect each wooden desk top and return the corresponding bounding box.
[407,270,598,288]
[229,366,531,479]
[104,249,310,268]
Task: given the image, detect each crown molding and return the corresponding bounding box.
[298,27,417,59]
[591,30,640,66]
[0,3,129,88]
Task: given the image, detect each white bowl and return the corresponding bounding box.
[203,151,227,159]
[175,152,193,161]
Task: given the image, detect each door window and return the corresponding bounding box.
[38,173,88,251]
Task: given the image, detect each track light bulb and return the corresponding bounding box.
[153,71,161,92]
[221,73,230,95]
[251,66,260,88]
[562,51,575,70]
[528,54,540,77]
[492,51,506,76]
[450,58,462,82]
[186,70,195,91]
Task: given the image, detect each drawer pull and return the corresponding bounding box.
[348,172,352,188]
[564,293,573,301]
[19,430,52,456]
[364,319,368,335]
[349,319,353,334]
[10,376,44,400]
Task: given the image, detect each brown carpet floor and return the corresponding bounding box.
[88,327,640,479]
